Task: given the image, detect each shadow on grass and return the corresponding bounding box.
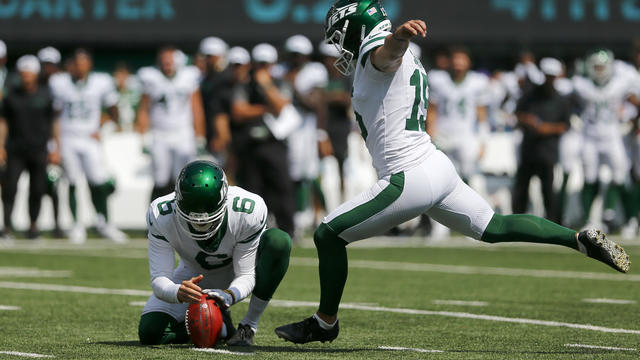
[95,341,146,347]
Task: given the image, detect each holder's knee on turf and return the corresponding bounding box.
[138,312,187,345]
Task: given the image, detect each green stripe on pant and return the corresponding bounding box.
[317,172,405,316]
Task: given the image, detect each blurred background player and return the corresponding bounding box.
[230,43,295,236]
[0,55,57,239]
[427,46,490,238]
[198,37,233,161]
[136,46,206,201]
[320,41,352,200]
[49,49,126,243]
[282,35,332,234]
[574,49,640,231]
[512,58,570,223]
[113,62,141,132]
[38,46,65,237]
[0,40,7,99]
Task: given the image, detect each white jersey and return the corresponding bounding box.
[49,72,118,137]
[351,31,435,178]
[573,75,635,139]
[138,66,200,132]
[146,186,267,303]
[428,71,490,140]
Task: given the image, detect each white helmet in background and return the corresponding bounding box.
[586,49,614,85]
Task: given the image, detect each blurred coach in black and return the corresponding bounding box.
[512,58,570,222]
[230,43,295,236]
[0,55,58,239]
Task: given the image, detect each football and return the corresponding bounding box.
[185,294,224,348]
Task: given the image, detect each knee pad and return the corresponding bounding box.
[260,228,292,258]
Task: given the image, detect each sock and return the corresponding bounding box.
[313,313,336,330]
[482,214,578,251]
[90,184,109,221]
[315,223,349,317]
[221,323,227,338]
[69,185,77,221]
[241,296,269,333]
[253,229,291,300]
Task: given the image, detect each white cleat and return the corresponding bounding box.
[97,224,128,244]
[68,224,87,245]
[621,218,638,240]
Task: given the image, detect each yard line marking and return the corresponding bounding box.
[0,305,20,311]
[128,301,147,307]
[269,300,640,335]
[0,351,54,358]
[432,300,488,307]
[379,346,444,353]
[0,282,151,297]
[2,282,639,336]
[192,348,253,356]
[582,298,637,305]
[565,343,637,351]
[0,267,71,278]
[290,257,640,282]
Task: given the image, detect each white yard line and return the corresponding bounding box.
[432,300,488,307]
[290,257,640,282]
[0,282,151,296]
[0,267,71,278]
[0,351,54,358]
[192,348,253,356]
[0,305,20,310]
[269,300,640,335]
[565,343,637,351]
[582,298,637,305]
[378,346,444,353]
[2,282,639,335]
[128,301,147,306]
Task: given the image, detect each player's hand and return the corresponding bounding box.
[177,275,204,304]
[254,68,273,87]
[48,151,62,165]
[0,146,6,166]
[318,138,334,158]
[203,289,234,309]
[393,20,427,41]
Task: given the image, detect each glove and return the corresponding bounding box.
[203,289,235,309]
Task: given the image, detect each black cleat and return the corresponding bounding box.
[274,316,339,344]
[227,323,254,346]
[219,307,236,341]
[577,229,630,273]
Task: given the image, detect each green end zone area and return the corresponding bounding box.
[0,239,639,359]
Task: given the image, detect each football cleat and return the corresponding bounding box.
[68,224,86,244]
[577,229,630,273]
[97,224,128,244]
[226,323,255,347]
[274,316,339,344]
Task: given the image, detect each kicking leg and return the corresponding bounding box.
[429,176,630,273]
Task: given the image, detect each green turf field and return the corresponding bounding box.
[0,238,638,359]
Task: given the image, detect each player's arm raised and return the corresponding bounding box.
[371,20,426,73]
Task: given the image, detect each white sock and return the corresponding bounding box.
[240,296,269,333]
[221,323,228,338]
[313,313,336,330]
